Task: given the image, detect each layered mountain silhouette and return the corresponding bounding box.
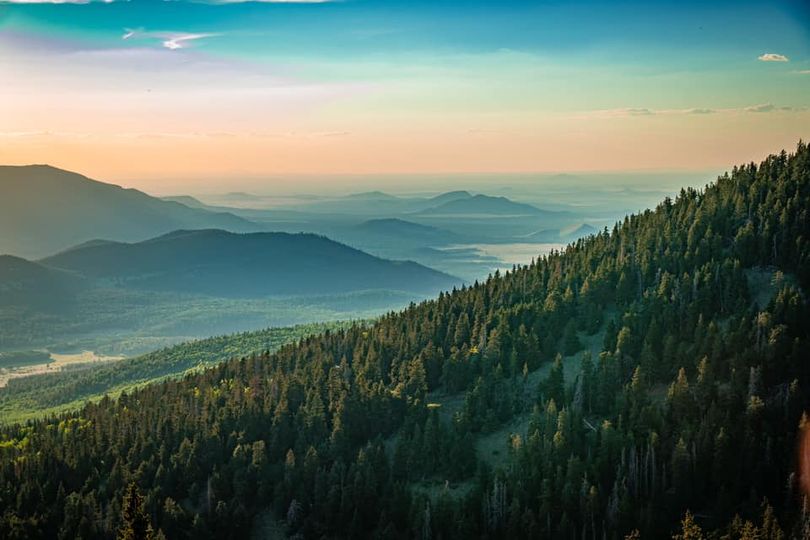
[424,190,472,206]
[415,194,548,216]
[40,229,460,298]
[0,165,260,258]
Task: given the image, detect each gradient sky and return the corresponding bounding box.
[0,0,809,191]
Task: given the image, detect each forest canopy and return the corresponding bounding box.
[1,143,809,539]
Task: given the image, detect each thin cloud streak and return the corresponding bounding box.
[578,104,805,119]
[123,30,220,50]
[744,103,805,113]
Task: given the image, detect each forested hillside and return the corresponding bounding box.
[0,321,352,425]
[1,144,809,538]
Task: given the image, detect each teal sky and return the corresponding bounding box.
[0,0,808,189]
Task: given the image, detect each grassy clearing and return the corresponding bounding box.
[412,323,608,500]
[472,327,600,468]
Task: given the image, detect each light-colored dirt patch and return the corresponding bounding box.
[48,350,124,366]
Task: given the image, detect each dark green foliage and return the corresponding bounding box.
[0,143,809,538]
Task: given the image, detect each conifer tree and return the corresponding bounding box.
[117,483,154,540]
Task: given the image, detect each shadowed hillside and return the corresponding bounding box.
[41,229,461,297]
[0,255,86,312]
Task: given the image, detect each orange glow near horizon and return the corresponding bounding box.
[1,111,807,193]
[1,2,808,193]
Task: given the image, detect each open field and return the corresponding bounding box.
[0,350,123,389]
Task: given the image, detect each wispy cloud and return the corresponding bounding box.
[161,33,218,51]
[123,29,220,50]
[579,104,805,119]
[744,103,804,113]
[580,107,700,119]
[625,108,654,116]
[758,53,789,62]
[745,103,777,113]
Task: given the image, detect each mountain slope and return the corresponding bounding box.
[160,195,210,209]
[344,191,400,201]
[1,144,808,538]
[560,222,597,239]
[0,321,351,424]
[41,229,461,297]
[0,255,86,311]
[0,165,260,258]
[416,193,548,216]
[522,222,599,242]
[426,190,472,205]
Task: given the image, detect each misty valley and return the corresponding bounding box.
[0,166,624,371]
[1,0,809,538]
[0,166,617,423]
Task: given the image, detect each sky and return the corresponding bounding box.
[0,0,809,192]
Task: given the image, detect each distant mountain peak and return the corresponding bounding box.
[431,190,472,199]
[0,165,261,258]
[561,223,598,236]
[161,195,207,208]
[418,193,544,216]
[357,218,439,231]
[345,191,399,200]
